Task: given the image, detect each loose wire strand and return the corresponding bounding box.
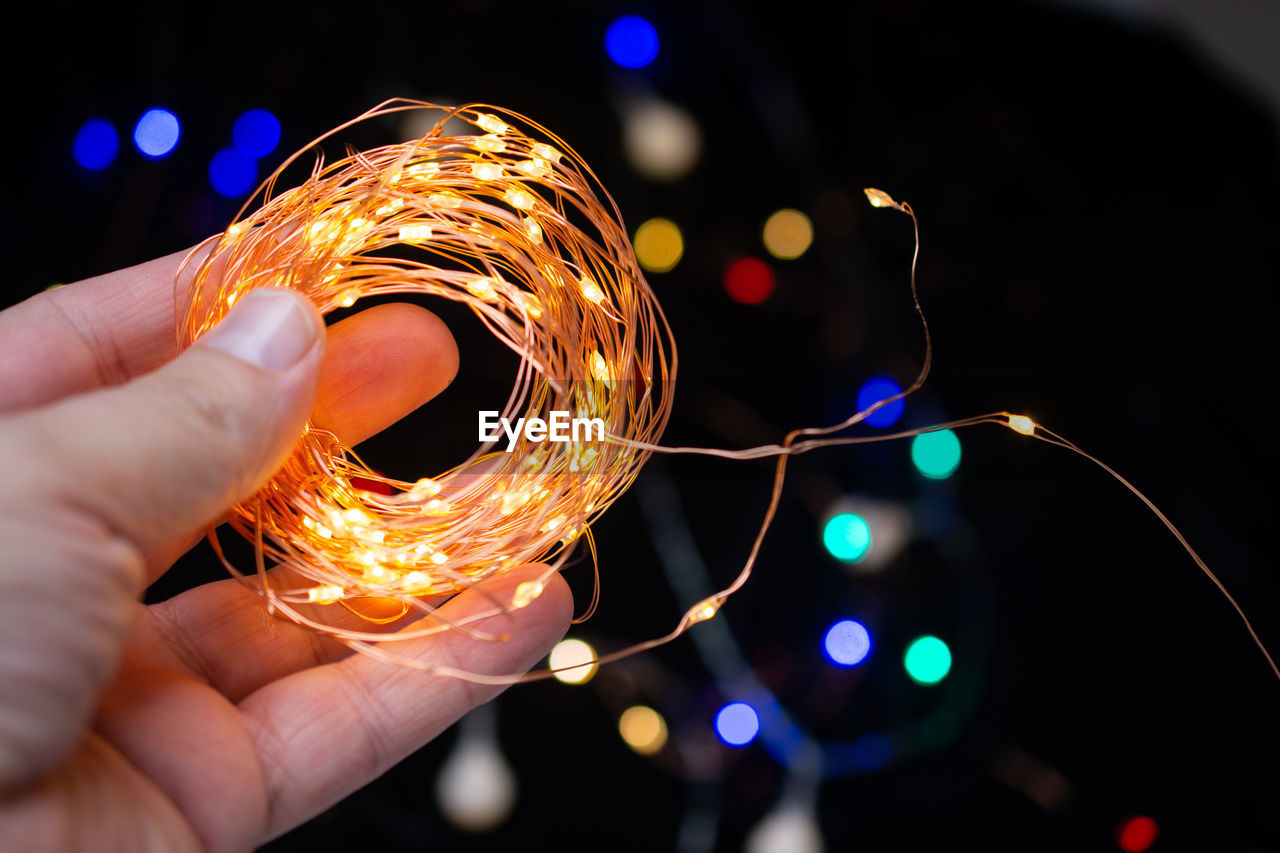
[180,103,1277,685]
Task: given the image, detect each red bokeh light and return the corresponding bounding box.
[1116,815,1159,852]
[723,257,775,305]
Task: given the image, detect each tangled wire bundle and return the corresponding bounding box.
[179,100,681,680]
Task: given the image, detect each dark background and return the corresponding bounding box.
[3,1,1278,850]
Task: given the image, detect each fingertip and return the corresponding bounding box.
[313,302,459,445]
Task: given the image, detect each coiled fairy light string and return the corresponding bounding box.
[180,99,1277,684]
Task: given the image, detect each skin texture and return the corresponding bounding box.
[0,249,573,852]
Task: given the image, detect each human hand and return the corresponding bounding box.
[0,249,572,852]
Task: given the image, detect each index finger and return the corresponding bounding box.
[0,247,198,412]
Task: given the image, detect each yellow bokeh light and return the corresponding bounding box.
[762,208,814,260]
[549,638,598,684]
[618,705,668,756]
[634,218,684,273]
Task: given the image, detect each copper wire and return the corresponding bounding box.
[177,100,1277,685]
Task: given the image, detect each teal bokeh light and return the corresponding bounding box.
[904,635,952,685]
[911,429,961,479]
[823,513,871,562]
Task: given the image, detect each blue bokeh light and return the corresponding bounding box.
[856,376,905,427]
[233,109,281,159]
[73,119,118,170]
[824,619,872,667]
[209,148,257,198]
[605,15,659,69]
[133,108,181,158]
[714,702,759,747]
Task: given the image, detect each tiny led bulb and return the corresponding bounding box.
[307,219,336,240]
[590,350,611,383]
[864,187,898,209]
[515,158,549,178]
[365,565,393,582]
[519,292,542,317]
[467,277,499,301]
[402,571,430,591]
[343,508,372,526]
[399,224,434,242]
[472,162,503,181]
[428,193,463,208]
[504,188,536,211]
[689,597,720,624]
[308,585,345,604]
[579,277,606,304]
[1008,414,1036,436]
[474,113,509,134]
[523,216,543,244]
[409,477,443,499]
[532,143,561,163]
[511,580,544,609]
[475,134,507,152]
[407,162,441,179]
[500,489,531,515]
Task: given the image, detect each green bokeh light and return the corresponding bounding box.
[822,512,871,562]
[911,429,961,479]
[904,635,952,685]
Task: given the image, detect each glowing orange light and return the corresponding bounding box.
[1007,414,1036,436]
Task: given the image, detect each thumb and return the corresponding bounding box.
[9,287,325,567]
[0,288,322,790]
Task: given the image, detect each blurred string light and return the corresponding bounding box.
[723,257,775,304]
[208,148,257,198]
[911,428,961,479]
[622,95,701,181]
[232,108,281,159]
[435,705,516,832]
[605,15,659,69]
[618,705,668,756]
[133,108,180,158]
[715,702,761,746]
[822,512,871,563]
[904,635,952,685]
[633,217,684,272]
[855,376,905,428]
[762,208,813,260]
[824,619,872,667]
[744,804,824,853]
[549,638,598,684]
[73,119,118,170]
[1116,815,1159,852]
